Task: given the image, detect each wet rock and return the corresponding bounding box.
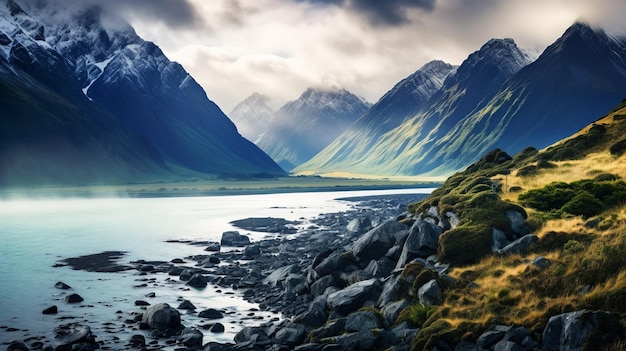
[199,308,223,319]
[220,231,251,246]
[42,305,58,314]
[65,293,84,303]
[55,281,72,290]
[129,334,146,347]
[135,300,150,306]
[244,244,261,258]
[181,327,203,347]
[205,242,221,252]
[178,299,196,310]
[210,322,225,333]
[309,318,346,341]
[275,324,307,346]
[187,273,208,288]
[346,217,372,235]
[7,342,28,351]
[54,323,97,350]
[327,278,381,315]
[141,303,182,331]
[313,251,357,278]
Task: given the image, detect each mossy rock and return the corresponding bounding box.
[438,224,492,266]
[410,318,463,351]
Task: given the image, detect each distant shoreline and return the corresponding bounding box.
[0,176,442,199]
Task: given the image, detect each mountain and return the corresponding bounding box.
[0,0,284,186]
[255,87,371,171]
[296,22,626,177]
[229,92,274,143]
[295,38,531,176]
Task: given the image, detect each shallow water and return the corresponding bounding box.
[0,188,432,346]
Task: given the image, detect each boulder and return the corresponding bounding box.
[365,256,394,278]
[181,327,203,347]
[492,228,510,251]
[199,308,224,319]
[129,334,146,347]
[141,303,182,331]
[506,209,531,236]
[542,310,621,351]
[381,299,411,325]
[220,231,250,247]
[346,217,372,235]
[418,279,443,307]
[531,256,551,270]
[310,275,335,298]
[313,251,357,278]
[54,324,96,350]
[64,293,84,303]
[205,242,221,251]
[477,325,510,349]
[309,318,346,341]
[244,244,261,257]
[187,273,207,288]
[54,281,72,290]
[351,221,408,263]
[275,324,307,346]
[7,342,29,351]
[210,323,225,333]
[395,220,442,269]
[43,305,58,314]
[177,299,196,310]
[496,234,538,255]
[327,278,381,315]
[345,309,383,332]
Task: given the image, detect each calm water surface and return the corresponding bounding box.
[0,188,432,345]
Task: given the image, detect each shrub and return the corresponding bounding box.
[609,138,626,156]
[397,304,438,328]
[561,191,605,218]
[509,186,523,193]
[518,183,576,212]
[593,173,620,182]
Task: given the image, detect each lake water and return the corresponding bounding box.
[0,188,433,347]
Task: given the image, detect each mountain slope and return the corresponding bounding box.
[34,3,283,177]
[0,0,284,186]
[229,92,274,143]
[297,23,626,177]
[294,60,456,175]
[0,1,167,185]
[256,87,371,171]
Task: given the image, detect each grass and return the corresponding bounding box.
[404,103,626,350]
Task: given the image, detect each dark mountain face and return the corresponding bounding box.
[296,22,626,177]
[255,87,371,171]
[0,0,284,185]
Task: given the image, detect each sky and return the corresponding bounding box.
[98,0,626,112]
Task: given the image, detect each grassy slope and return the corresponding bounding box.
[405,101,626,350]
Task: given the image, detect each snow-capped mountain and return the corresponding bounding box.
[255,87,371,171]
[229,92,275,143]
[292,60,456,175]
[0,0,284,185]
[296,22,626,177]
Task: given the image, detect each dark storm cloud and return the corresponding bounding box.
[301,0,436,26]
[100,0,202,28]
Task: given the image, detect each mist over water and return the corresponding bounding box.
[0,188,432,345]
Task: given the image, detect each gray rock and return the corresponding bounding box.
[54,324,96,349]
[177,299,196,310]
[346,217,372,235]
[542,310,619,351]
[365,256,395,278]
[476,325,510,349]
[395,220,443,269]
[141,303,182,331]
[309,318,346,341]
[531,256,551,270]
[493,340,523,351]
[54,281,72,290]
[187,273,207,288]
[199,308,224,319]
[327,278,381,315]
[234,326,270,344]
[313,251,357,277]
[345,309,383,332]
[43,305,58,314]
[129,334,146,347]
[506,209,531,236]
[445,211,459,229]
[310,275,335,297]
[453,341,478,351]
[285,274,307,294]
[64,293,84,303]
[492,228,510,251]
[381,299,411,325]
[296,306,327,329]
[275,324,307,346]
[351,221,408,263]
[205,242,221,251]
[7,342,28,351]
[264,264,299,288]
[210,323,225,333]
[244,244,261,257]
[418,279,443,307]
[378,274,404,307]
[220,231,251,247]
[181,327,203,347]
[496,234,538,255]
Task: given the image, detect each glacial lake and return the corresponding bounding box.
[0,188,433,346]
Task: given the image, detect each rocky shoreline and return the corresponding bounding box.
[2,193,419,351]
[3,191,620,351]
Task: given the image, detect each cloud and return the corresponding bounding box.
[299,0,436,26]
